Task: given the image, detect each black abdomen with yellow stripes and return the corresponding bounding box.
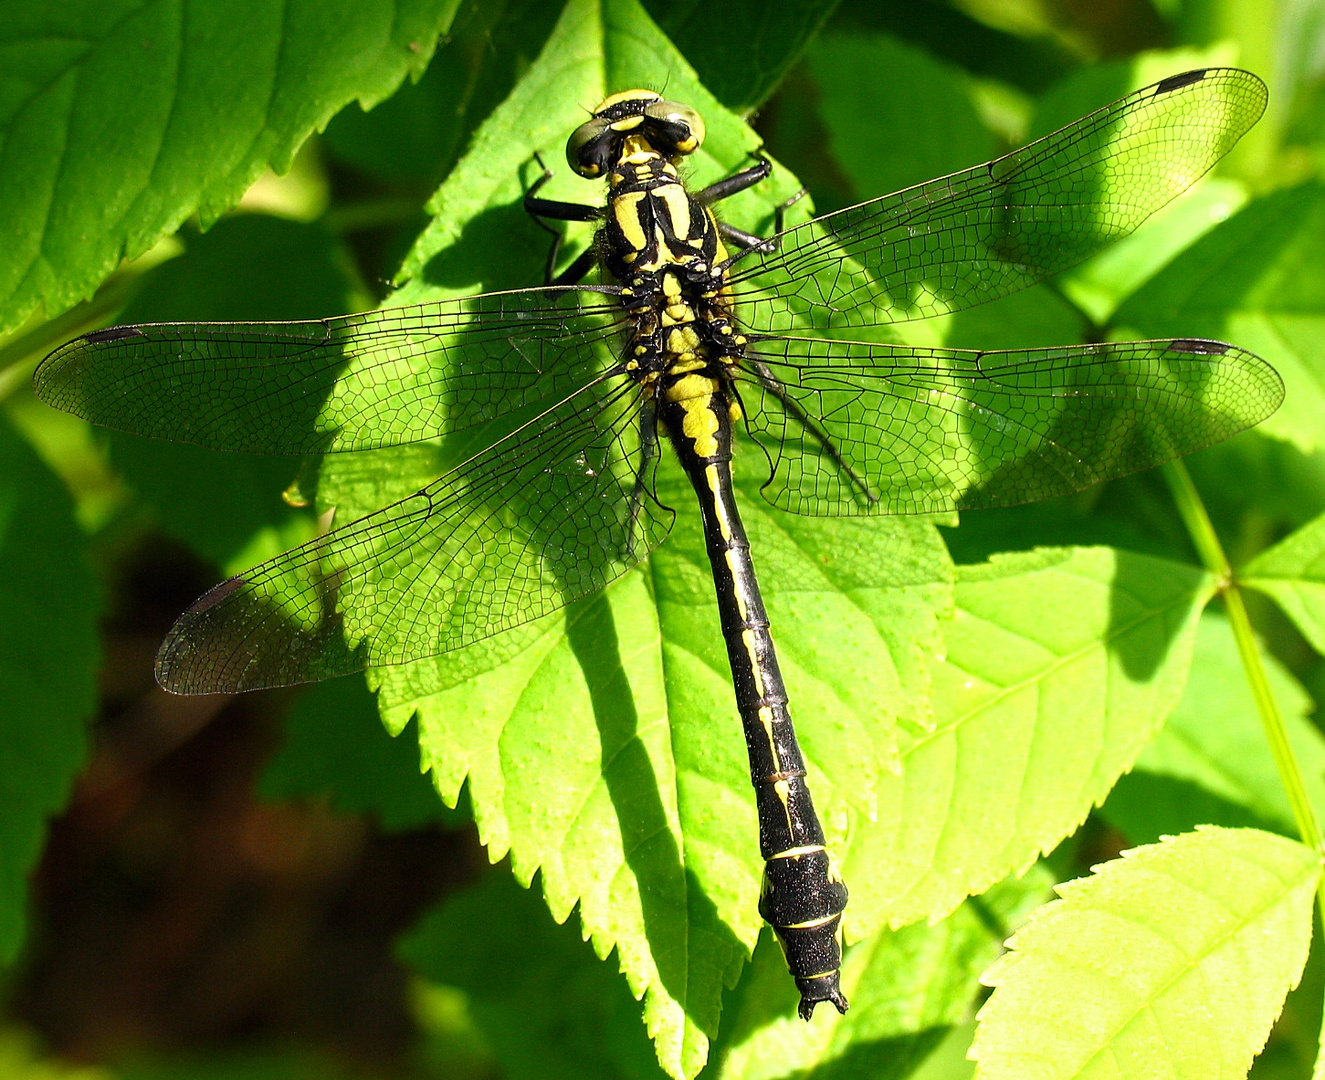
[561,89,849,1019]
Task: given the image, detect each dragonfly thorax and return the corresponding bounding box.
[600,155,729,282]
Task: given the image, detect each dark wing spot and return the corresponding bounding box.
[186,576,248,613]
[1167,338,1230,355]
[83,325,145,344]
[1156,69,1208,95]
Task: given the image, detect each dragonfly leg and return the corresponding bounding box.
[742,356,878,506]
[624,398,660,558]
[524,152,601,284]
[694,150,773,204]
[699,150,807,255]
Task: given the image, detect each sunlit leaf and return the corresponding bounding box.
[844,546,1216,934]
[0,0,459,335]
[1243,507,1325,655]
[971,827,1320,1080]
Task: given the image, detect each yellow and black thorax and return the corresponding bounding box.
[565,89,747,462]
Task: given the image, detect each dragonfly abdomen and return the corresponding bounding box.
[658,368,849,1020]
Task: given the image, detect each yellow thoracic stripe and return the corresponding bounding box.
[612,191,647,252]
[658,184,692,240]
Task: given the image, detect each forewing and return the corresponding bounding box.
[738,336,1283,516]
[34,286,627,454]
[154,371,671,693]
[727,68,1267,333]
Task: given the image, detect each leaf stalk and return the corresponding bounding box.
[1163,459,1325,875]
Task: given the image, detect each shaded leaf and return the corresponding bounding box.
[399,869,666,1080]
[971,827,1321,1080]
[710,867,1054,1080]
[322,0,566,189]
[824,0,1071,95]
[108,214,366,575]
[0,417,96,961]
[641,0,839,112]
[0,1030,112,1080]
[805,32,996,202]
[259,675,465,833]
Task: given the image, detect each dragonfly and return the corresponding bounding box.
[34,68,1280,1019]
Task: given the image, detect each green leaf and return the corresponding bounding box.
[1243,506,1325,655]
[640,0,839,112]
[322,0,568,189]
[1101,610,1325,844]
[399,869,667,1080]
[0,0,458,335]
[1113,181,1325,454]
[365,505,951,1080]
[970,826,1321,1080]
[390,0,803,305]
[843,546,1216,934]
[0,416,96,962]
[108,214,367,574]
[805,32,996,202]
[259,675,464,833]
[709,866,1055,1080]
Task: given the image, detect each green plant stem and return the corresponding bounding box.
[1163,460,1325,882]
[1165,459,1325,1080]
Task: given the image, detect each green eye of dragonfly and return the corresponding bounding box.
[567,115,613,176]
[33,67,1280,1021]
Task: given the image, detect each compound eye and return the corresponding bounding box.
[643,99,705,156]
[566,116,613,177]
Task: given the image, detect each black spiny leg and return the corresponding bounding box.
[624,398,661,558]
[524,152,601,285]
[694,151,774,205]
[696,151,808,255]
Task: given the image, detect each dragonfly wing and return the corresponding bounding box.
[737,336,1283,516]
[34,286,627,454]
[727,68,1266,333]
[154,370,672,693]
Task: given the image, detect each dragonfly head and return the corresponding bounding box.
[567,89,706,179]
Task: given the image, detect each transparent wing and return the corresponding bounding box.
[728,68,1267,333]
[154,370,672,694]
[34,286,627,454]
[737,336,1283,516]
